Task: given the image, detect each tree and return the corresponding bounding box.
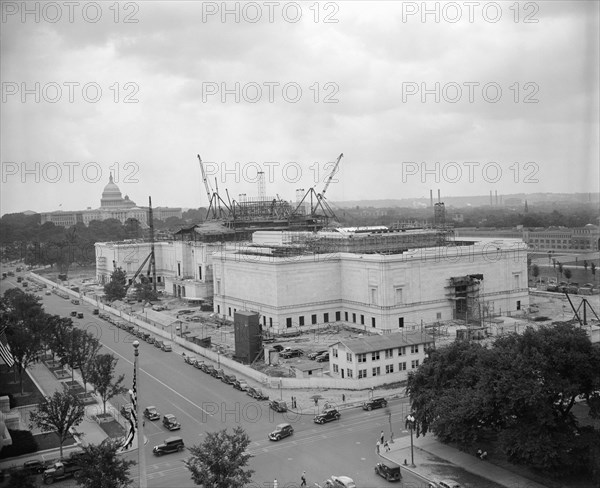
[104,267,127,302]
[7,469,37,488]
[76,438,136,488]
[531,264,540,284]
[133,275,158,302]
[70,329,101,393]
[564,268,572,281]
[29,389,85,458]
[407,324,600,477]
[184,427,254,488]
[0,289,46,393]
[89,354,127,415]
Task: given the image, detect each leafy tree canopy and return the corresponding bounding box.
[406,323,600,476]
[76,438,136,488]
[104,267,128,302]
[184,427,254,488]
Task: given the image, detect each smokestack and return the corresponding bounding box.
[495,190,498,205]
[430,189,433,208]
[437,189,441,202]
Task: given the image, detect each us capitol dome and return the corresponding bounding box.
[40,173,181,228]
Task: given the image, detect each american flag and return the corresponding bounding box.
[119,364,137,451]
[0,326,15,368]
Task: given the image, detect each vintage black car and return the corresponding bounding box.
[143,406,160,421]
[314,408,341,424]
[152,436,184,456]
[268,423,293,441]
[363,397,388,411]
[374,462,401,481]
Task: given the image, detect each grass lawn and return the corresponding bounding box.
[34,432,77,451]
[98,420,126,439]
[0,368,45,408]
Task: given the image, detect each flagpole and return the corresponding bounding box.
[134,341,147,488]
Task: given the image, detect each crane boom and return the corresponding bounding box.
[197,154,213,204]
[321,153,343,198]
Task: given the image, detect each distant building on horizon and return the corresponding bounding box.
[40,174,182,228]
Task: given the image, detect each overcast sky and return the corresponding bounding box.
[1,0,598,215]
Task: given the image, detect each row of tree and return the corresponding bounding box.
[406,323,600,481]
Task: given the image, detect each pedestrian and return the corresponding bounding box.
[301,471,307,486]
[376,440,381,454]
[384,440,390,452]
[273,479,278,488]
[480,451,488,460]
[342,394,345,402]
[476,448,482,458]
[380,430,385,444]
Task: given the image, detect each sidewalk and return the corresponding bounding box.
[380,431,548,488]
[0,361,120,471]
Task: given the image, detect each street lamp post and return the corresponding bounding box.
[133,341,147,488]
[405,414,416,468]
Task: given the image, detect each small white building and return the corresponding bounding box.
[329,332,433,382]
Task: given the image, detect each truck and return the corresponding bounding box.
[42,460,82,484]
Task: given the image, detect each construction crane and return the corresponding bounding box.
[122,196,156,295]
[292,153,343,224]
[196,154,231,220]
[197,155,213,205]
[319,153,343,200]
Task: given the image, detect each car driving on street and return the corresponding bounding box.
[268,423,293,441]
[162,414,181,431]
[314,408,341,424]
[143,406,160,421]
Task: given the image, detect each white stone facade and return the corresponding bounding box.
[212,237,529,333]
[95,240,221,300]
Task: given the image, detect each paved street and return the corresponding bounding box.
[0,272,564,488]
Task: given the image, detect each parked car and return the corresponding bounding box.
[272,345,285,352]
[251,388,268,400]
[154,340,164,349]
[162,414,181,431]
[71,299,80,305]
[22,459,49,475]
[213,368,225,379]
[205,365,216,375]
[269,399,288,412]
[161,343,172,352]
[315,353,329,363]
[438,481,462,488]
[152,436,184,456]
[120,403,133,419]
[70,311,77,317]
[233,380,248,391]
[330,476,356,488]
[363,397,388,411]
[77,312,84,319]
[92,308,99,315]
[314,408,341,424]
[222,373,236,385]
[374,462,401,481]
[268,423,294,441]
[143,406,160,421]
[281,348,303,359]
[308,350,328,360]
